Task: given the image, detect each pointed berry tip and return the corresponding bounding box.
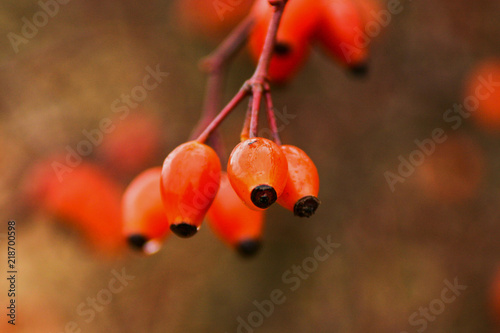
[294,196,320,218]
[170,223,198,238]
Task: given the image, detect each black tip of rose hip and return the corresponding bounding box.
[294,196,321,218]
[170,223,198,238]
[274,42,292,56]
[349,63,369,77]
[236,239,261,258]
[127,234,148,250]
[251,185,277,209]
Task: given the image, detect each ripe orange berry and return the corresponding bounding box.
[207,172,265,257]
[24,159,124,254]
[160,141,221,238]
[227,137,288,210]
[248,0,321,83]
[317,0,369,75]
[278,145,320,217]
[464,59,500,132]
[122,167,170,254]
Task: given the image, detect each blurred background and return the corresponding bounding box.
[1,0,500,332]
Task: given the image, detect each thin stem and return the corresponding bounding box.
[252,1,286,80]
[192,9,257,146]
[199,14,256,74]
[196,87,250,143]
[264,90,282,145]
[249,86,263,138]
[244,0,287,138]
[241,96,253,141]
[190,69,225,140]
[195,0,288,143]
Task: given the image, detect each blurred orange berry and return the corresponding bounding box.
[24,159,125,254]
[227,137,288,210]
[207,172,265,257]
[96,112,162,178]
[464,59,500,132]
[122,167,170,255]
[278,145,320,217]
[160,141,221,238]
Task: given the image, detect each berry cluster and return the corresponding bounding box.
[123,137,319,256]
[24,0,376,258]
[122,0,326,257]
[249,0,379,83]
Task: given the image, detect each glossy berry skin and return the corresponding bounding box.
[248,0,321,83]
[160,141,221,238]
[317,0,369,75]
[24,159,124,255]
[227,137,288,210]
[278,145,320,217]
[122,167,170,255]
[207,172,265,258]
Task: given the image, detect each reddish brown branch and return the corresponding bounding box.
[195,0,288,144]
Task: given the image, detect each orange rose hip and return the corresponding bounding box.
[160,141,221,238]
[207,172,265,257]
[122,167,170,254]
[317,0,369,75]
[278,145,320,217]
[227,137,288,210]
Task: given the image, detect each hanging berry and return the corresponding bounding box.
[227,137,288,210]
[277,145,320,217]
[122,167,170,254]
[160,141,221,238]
[316,0,369,75]
[207,172,265,257]
[248,0,321,83]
